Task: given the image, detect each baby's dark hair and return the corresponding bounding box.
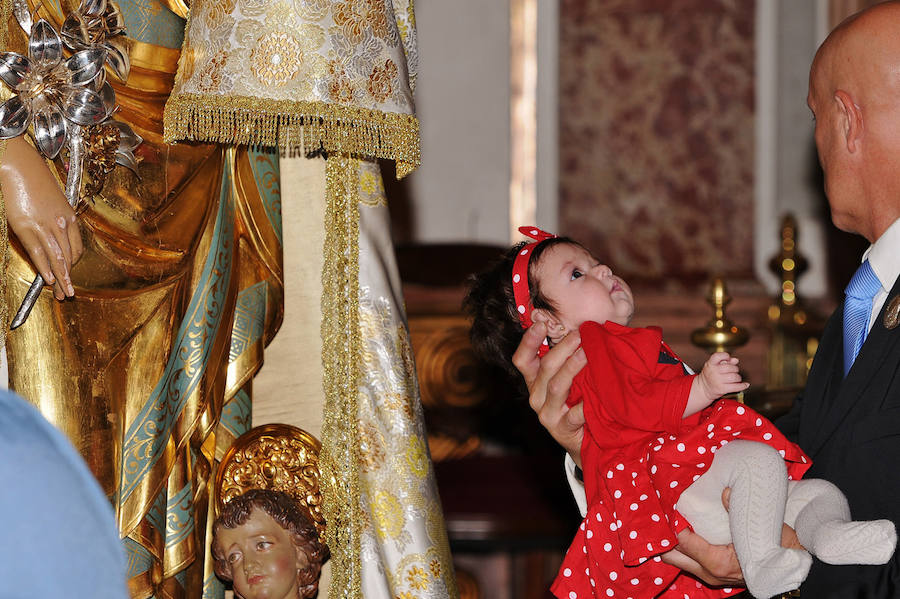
[211,489,328,598]
[463,237,578,383]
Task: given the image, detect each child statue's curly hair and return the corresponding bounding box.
[463,236,577,385]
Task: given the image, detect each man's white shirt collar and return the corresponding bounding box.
[863,217,900,293]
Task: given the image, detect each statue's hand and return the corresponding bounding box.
[0,137,83,300]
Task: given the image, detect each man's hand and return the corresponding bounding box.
[666,489,745,587]
[0,137,82,300]
[670,488,803,588]
[512,322,587,466]
[673,528,744,587]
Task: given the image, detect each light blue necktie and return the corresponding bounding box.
[843,259,882,376]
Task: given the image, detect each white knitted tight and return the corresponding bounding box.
[676,440,896,598]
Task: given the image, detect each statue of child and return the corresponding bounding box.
[211,489,328,599]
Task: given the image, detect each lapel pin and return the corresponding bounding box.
[884,295,900,330]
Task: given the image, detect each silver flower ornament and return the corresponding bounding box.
[61,0,130,82]
[109,119,142,173]
[0,18,110,158]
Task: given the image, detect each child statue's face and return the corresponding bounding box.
[216,507,308,599]
[532,242,634,340]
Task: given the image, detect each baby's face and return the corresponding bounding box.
[216,507,306,599]
[534,242,634,335]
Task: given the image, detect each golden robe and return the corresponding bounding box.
[2,1,456,598]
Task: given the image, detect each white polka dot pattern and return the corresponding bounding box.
[549,325,809,599]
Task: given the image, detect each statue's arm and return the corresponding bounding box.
[0,136,83,300]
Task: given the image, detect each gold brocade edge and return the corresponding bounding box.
[320,156,363,599]
[163,94,420,179]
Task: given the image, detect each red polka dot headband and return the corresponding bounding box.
[512,225,557,356]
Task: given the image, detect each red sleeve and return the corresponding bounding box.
[578,322,693,434]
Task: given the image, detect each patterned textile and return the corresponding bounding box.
[167,2,456,598]
[552,322,809,599]
[165,0,420,176]
[355,163,456,598]
[317,156,457,598]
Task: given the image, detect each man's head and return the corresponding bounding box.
[808,1,900,242]
[211,490,327,599]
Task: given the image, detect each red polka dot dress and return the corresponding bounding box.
[551,322,811,599]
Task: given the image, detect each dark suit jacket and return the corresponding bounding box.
[777,275,900,598]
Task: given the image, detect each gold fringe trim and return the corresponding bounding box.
[163,94,420,179]
[320,156,363,599]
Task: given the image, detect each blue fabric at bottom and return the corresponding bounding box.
[0,389,128,598]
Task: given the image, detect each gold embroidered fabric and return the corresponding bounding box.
[320,158,458,599]
[320,155,364,599]
[164,0,421,177]
[357,286,457,598]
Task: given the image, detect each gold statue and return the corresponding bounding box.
[0,1,457,598]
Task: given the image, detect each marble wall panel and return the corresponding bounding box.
[830,0,882,27]
[559,0,755,285]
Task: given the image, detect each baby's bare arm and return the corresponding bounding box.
[684,352,750,417]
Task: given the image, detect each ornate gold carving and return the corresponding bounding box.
[81,124,122,202]
[885,295,900,330]
[0,136,7,346]
[215,423,327,543]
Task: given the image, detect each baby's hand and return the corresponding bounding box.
[697,352,750,400]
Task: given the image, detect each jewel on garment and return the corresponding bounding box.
[884,295,900,330]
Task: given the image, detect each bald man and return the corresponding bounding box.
[773,3,900,595]
[514,2,900,596]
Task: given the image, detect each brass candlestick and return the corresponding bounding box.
[766,214,823,388]
[691,277,750,354]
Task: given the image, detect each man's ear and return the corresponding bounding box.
[834,90,863,153]
[531,308,566,338]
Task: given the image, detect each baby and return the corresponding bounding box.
[465,226,896,599]
[211,489,328,599]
